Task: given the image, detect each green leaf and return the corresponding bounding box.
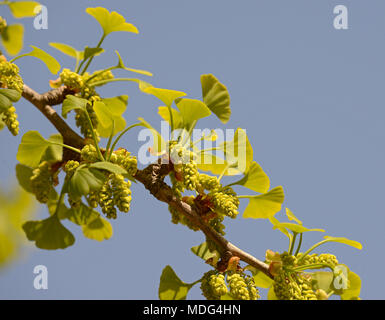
[22,215,75,250]
[16,46,61,74]
[15,164,33,193]
[176,98,211,130]
[141,86,186,108]
[83,46,104,61]
[310,271,334,293]
[158,266,193,300]
[86,7,138,36]
[90,162,127,175]
[242,186,285,219]
[229,161,270,193]
[246,267,274,288]
[197,153,240,176]
[49,42,84,60]
[158,106,182,129]
[82,216,113,241]
[201,74,231,124]
[68,166,106,197]
[219,128,253,173]
[1,24,24,56]
[269,216,291,238]
[273,222,325,234]
[340,270,361,300]
[66,203,99,226]
[8,2,41,18]
[115,51,152,76]
[16,131,51,167]
[41,134,63,162]
[0,92,12,112]
[138,117,166,153]
[286,207,302,225]
[94,98,127,137]
[323,236,363,250]
[0,118,4,131]
[0,88,22,102]
[190,242,220,266]
[62,95,90,118]
[267,287,278,300]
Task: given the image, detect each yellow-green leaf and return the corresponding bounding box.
[138,117,166,154]
[16,131,51,167]
[141,86,186,108]
[158,265,192,300]
[1,24,24,56]
[22,215,75,250]
[82,216,113,241]
[94,99,127,138]
[191,242,220,266]
[286,207,302,225]
[158,106,182,129]
[49,42,84,60]
[242,186,285,219]
[115,50,152,76]
[201,74,231,123]
[62,95,89,118]
[267,287,278,300]
[176,98,211,131]
[323,236,363,250]
[340,271,361,300]
[8,1,41,18]
[269,216,291,238]
[229,161,270,193]
[15,164,33,193]
[273,222,325,234]
[219,128,253,174]
[247,267,274,288]
[197,152,240,176]
[86,7,138,35]
[14,46,61,74]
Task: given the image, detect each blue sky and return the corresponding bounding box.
[0,0,384,299]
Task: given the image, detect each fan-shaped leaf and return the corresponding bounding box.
[229,161,270,193]
[176,98,211,130]
[243,186,285,219]
[1,24,24,56]
[22,215,75,250]
[159,265,193,300]
[86,7,138,35]
[8,2,41,18]
[323,236,362,250]
[62,95,89,118]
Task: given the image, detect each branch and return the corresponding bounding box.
[135,162,272,278]
[22,84,85,160]
[21,83,272,278]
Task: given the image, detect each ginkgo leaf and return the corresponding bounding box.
[1,24,24,56]
[197,152,240,176]
[22,215,75,250]
[158,106,183,129]
[138,117,166,153]
[190,242,220,266]
[340,270,361,300]
[16,131,51,167]
[201,74,231,123]
[267,287,278,300]
[15,164,33,193]
[158,265,193,300]
[68,166,106,198]
[242,186,285,219]
[323,236,363,250]
[62,95,89,118]
[86,7,138,36]
[8,2,41,18]
[219,128,253,174]
[49,42,84,60]
[90,162,127,175]
[273,222,325,234]
[269,216,291,238]
[175,98,211,131]
[142,86,186,108]
[228,161,270,193]
[285,207,302,225]
[82,216,113,241]
[94,99,127,137]
[83,46,104,61]
[310,271,334,293]
[115,51,152,76]
[14,46,61,74]
[247,267,274,289]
